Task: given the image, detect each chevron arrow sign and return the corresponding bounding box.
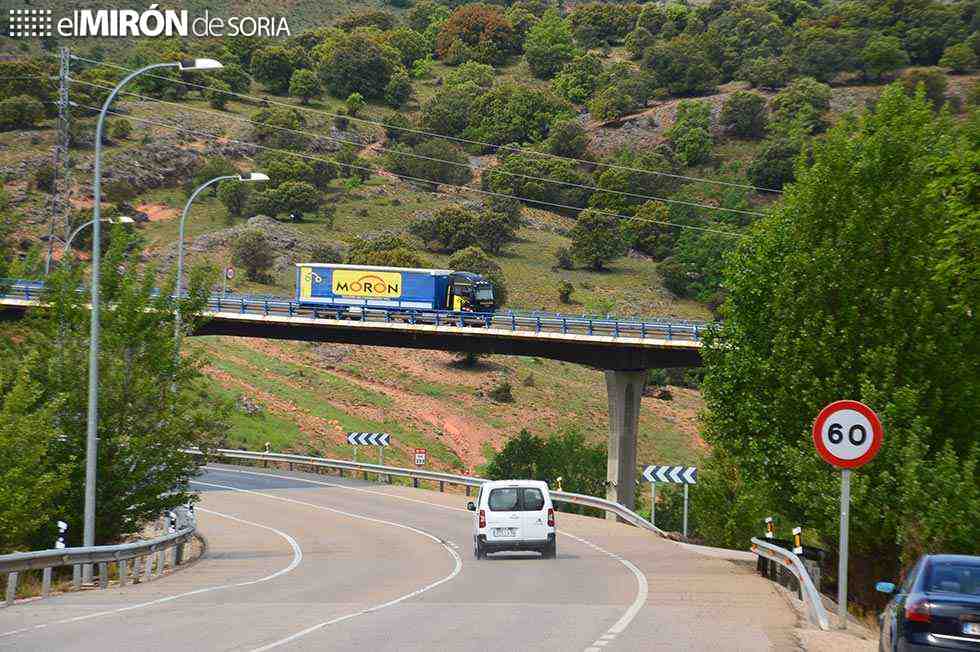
[642,465,697,484]
[347,432,390,447]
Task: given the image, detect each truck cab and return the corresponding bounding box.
[448,272,495,312]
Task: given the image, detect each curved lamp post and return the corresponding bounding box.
[173,172,268,354]
[44,216,135,274]
[83,57,222,582]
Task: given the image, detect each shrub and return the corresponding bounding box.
[466,83,572,147]
[899,68,948,108]
[274,181,321,219]
[0,95,45,131]
[250,106,309,150]
[568,3,636,49]
[554,246,574,270]
[720,91,767,139]
[484,153,593,210]
[436,5,517,66]
[861,34,909,82]
[738,57,790,90]
[232,229,275,281]
[489,380,515,403]
[109,118,133,140]
[552,53,604,104]
[747,137,801,191]
[251,46,303,94]
[347,232,430,268]
[939,43,977,74]
[346,92,366,117]
[34,163,56,193]
[419,82,483,136]
[444,61,496,89]
[308,240,342,263]
[587,83,635,121]
[383,27,431,68]
[558,280,573,303]
[621,201,673,259]
[769,77,832,135]
[384,139,472,190]
[204,79,232,110]
[570,209,626,271]
[384,70,414,108]
[666,100,712,166]
[319,34,400,100]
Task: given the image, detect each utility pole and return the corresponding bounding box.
[44,46,72,274]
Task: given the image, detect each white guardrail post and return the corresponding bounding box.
[750,537,830,630]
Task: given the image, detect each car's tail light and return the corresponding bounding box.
[479,509,486,529]
[906,598,930,623]
[547,508,555,527]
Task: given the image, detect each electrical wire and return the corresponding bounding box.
[70,100,747,239]
[67,54,783,195]
[67,77,766,219]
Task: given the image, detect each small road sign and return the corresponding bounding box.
[813,399,884,631]
[347,432,390,447]
[225,267,235,280]
[812,400,883,469]
[642,465,697,484]
[414,448,427,466]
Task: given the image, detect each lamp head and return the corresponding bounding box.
[114,216,136,224]
[178,58,223,72]
[240,172,269,182]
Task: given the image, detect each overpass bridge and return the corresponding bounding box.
[0,280,708,512]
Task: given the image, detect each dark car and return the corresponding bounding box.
[877,554,980,651]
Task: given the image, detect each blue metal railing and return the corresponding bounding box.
[0,279,710,342]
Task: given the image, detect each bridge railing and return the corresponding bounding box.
[0,279,708,342]
[188,448,667,537]
[750,537,830,630]
[0,507,196,607]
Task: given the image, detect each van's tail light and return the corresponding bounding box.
[906,598,931,623]
[479,509,486,529]
[547,508,555,527]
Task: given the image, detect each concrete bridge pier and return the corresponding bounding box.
[604,369,647,519]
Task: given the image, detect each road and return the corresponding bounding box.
[0,465,798,651]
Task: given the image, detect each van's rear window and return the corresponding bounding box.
[488,488,519,511]
[521,488,544,511]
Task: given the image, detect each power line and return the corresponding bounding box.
[67,54,782,195]
[67,77,766,219]
[70,101,747,240]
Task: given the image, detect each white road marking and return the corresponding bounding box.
[193,479,462,651]
[0,506,302,639]
[206,466,650,650]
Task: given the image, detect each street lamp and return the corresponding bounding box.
[83,57,222,582]
[44,216,135,274]
[173,172,267,354]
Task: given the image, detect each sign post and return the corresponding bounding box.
[642,465,697,535]
[812,400,883,630]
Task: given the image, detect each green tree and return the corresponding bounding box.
[484,153,593,211]
[109,118,133,140]
[769,76,832,135]
[738,56,791,90]
[569,209,626,271]
[384,70,414,108]
[720,91,767,139]
[436,5,517,66]
[899,67,949,108]
[466,83,573,147]
[939,42,978,74]
[644,36,719,97]
[320,34,400,100]
[250,106,310,151]
[346,232,431,268]
[232,229,276,280]
[485,429,606,502]
[747,136,801,191]
[861,34,910,82]
[621,200,674,259]
[289,69,322,104]
[551,53,604,104]
[419,81,483,136]
[274,181,322,218]
[212,63,252,93]
[218,179,251,217]
[448,246,509,307]
[383,27,431,68]
[444,61,496,88]
[666,100,713,166]
[524,10,576,80]
[251,46,302,94]
[384,139,473,190]
[701,86,979,594]
[14,232,224,547]
[204,79,232,110]
[568,3,637,48]
[588,149,680,214]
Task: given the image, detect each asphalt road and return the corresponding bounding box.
[0,465,798,651]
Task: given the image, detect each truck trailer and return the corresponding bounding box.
[295,263,496,313]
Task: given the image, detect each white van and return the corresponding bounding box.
[467,480,556,559]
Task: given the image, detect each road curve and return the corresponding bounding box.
[0,465,797,651]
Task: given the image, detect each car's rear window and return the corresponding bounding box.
[488,488,519,511]
[521,488,545,511]
[924,560,980,596]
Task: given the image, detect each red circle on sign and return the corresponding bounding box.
[812,400,883,469]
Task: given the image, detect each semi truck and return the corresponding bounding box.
[295,263,497,313]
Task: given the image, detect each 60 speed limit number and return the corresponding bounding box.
[812,400,883,469]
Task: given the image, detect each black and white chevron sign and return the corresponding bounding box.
[642,465,697,484]
[347,432,390,447]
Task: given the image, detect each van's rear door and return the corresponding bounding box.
[520,487,549,541]
[485,487,522,542]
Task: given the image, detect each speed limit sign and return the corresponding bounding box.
[813,399,884,631]
[812,400,883,469]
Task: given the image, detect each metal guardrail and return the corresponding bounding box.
[191,448,667,538]
[0,280,708,342]
[751,537,830,630]
[0,507,196,607]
